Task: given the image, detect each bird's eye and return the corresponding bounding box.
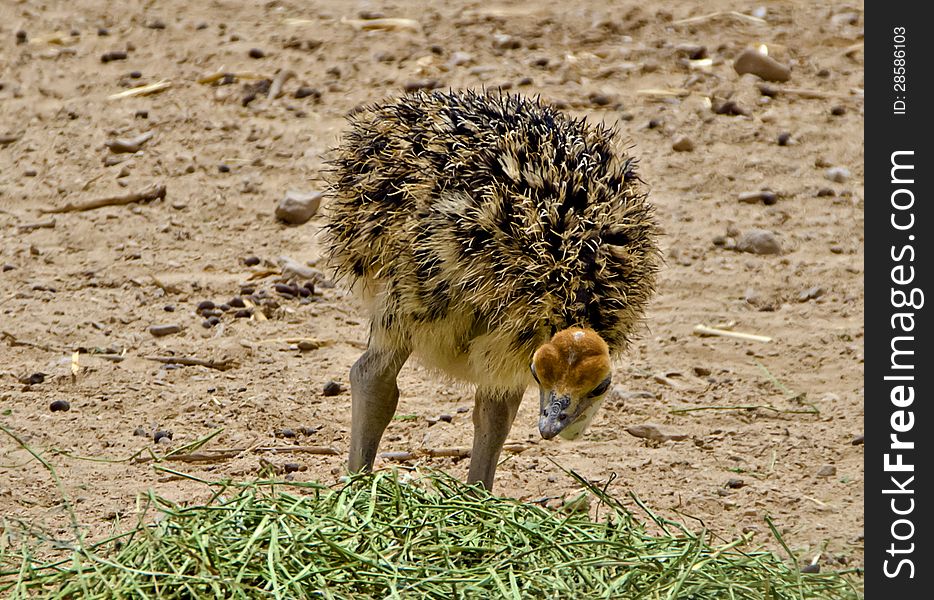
[530,364,540,384]
[588,376,612,398]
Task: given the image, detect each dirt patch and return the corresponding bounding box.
[1,0,864,571]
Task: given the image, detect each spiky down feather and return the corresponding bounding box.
[325,90,659,388]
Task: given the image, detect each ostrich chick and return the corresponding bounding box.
[327,90,659,490]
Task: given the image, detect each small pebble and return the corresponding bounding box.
[153,430,173,444]
[648,118,663,129]
[149,324,181,337]
[777,132,791,146]
[851,434,864,445]
[23,372,47,385]
[588,93,614,107]
[229,296,246,308]
[448,52,474,67]
[671,136,694,152]
[133,427,147,437]
[278,256,320,281]
[625,424,687,443]
[757,83,778,97]
[298,426,319,435]
[825,167,850,183]
[297,340,319,351]
[275,190,323,225]
[218,163,230,173]
[817,465,837,477]
[163,305,175,312]
[283,462,301,473]
[248,48,265,59]
[735,229,782,255]
[101,51,128,63]
[275,428,296,438]
[713,101,749,116]
[201,319,213,329]
[492,34,521,50]
[294,86,320,100]
[233,309,253,318]
[438,414,453,423]
[733,48,791,82]
[135,110,149,119]
[830,105,846,116]
[817,188,835,197]
[129,70,142,79]
[146,19,166,30]
[15,30,28,44]
[274,283,297,296]
[726,478,745,489]
[197,300,216,312]
[49,400,70,412]
[243,255,261,266]
[207,316,221,326]
[322,380,344,396]
[674,43,707,59]
[801,563,821,574]
[97,27,109,36]
[737,190,777,205]
[2,264,15,272]
[796,286,825,302]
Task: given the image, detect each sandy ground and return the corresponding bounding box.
[1,0,864,575]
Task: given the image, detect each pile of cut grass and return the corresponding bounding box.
[1,470,861,599]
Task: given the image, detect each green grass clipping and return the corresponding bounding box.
[1,469,862,599]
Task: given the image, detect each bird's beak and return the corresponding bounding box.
[538,389,573,440]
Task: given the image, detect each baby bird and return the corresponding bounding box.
[327,90,659,490]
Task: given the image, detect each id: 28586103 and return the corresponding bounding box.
[893,27,906,115]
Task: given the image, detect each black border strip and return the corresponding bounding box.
[866,3,931,595]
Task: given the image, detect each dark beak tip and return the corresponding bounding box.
[538,420,560,440]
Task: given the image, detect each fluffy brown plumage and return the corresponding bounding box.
[327,90,659,488]
[327,90,659,391]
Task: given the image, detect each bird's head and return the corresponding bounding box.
[531,327,612,441]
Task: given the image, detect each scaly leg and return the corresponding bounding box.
[348,345,410,473]
[467,387,524,491]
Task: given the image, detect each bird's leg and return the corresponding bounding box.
[348,345,410,474]
[467,387,524,491]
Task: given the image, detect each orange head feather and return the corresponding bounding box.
[531,328,612,440]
